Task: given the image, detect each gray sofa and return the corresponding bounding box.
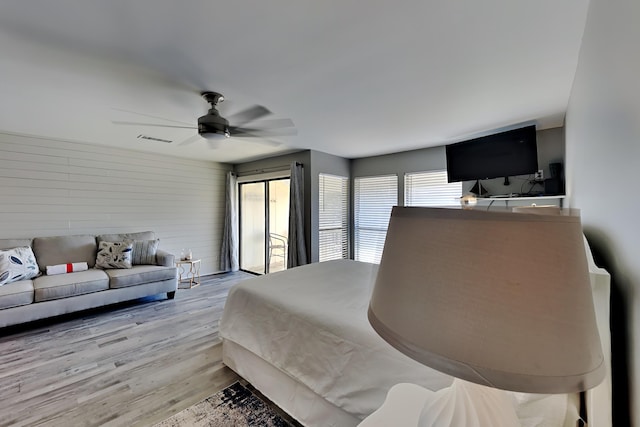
[0,231,177,329]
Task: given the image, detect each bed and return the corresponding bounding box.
[219,239,612,427]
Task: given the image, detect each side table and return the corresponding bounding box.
[176,259,201,289]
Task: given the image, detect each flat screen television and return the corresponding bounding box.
[445,125,538,183]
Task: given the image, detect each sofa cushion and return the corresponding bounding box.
[131,239,160,265]
[95,241,133,269]
[0,246,40,285]
[32,235,98,273]
[33,269,109,302]
[97,231,156,244]
[105,265,177,289]
[0,239,33,250]
[0,280,34,309]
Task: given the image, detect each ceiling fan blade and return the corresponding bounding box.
[111,108,194,126]
[229,126,298,137]
[225,105,271,126]
[254,139,282,147]
[238,118,295,129]
[112,120,196,129]
[224,133,282,147]
[179,134,202,146]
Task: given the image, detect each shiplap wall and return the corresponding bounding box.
[0,132,231,275]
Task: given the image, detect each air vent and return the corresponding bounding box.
[137,134,172,143]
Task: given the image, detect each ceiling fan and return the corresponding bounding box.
[112,91,296,148]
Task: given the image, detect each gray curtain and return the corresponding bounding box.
[287,162,308,268]
[219,171,239,272]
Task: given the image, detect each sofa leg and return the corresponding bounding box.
[167,291,176,300]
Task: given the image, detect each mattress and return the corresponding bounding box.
[219,259,580,425]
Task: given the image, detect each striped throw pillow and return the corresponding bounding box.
[131,239,159,265]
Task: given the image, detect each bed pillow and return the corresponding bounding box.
[95,241,133,269]
[131,239,159,265]
[0,246,40,286]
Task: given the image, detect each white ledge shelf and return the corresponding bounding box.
[475,195,566,208]
[477,195,566,202]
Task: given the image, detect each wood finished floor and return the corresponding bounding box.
[0,271,255,427]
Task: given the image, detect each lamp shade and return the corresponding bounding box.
[368,207,605,394]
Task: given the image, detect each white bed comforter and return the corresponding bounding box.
[220,259,578,426]
[219,259,454,419]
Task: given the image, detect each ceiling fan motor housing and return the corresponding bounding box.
[198,112,230,138]
[198,91,230,138]
[196,90,290,140]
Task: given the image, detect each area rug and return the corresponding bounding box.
[155,381,301,427]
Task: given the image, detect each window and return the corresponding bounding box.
[404,170,462,207]
[319,174,349,262]
[354,175,398,264]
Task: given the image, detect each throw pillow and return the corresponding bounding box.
[131,239,159,265]
[0,246,40,286]
[46,262,89,275]
[95,241,133,269]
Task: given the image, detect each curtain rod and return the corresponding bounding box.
[235,162,303,176]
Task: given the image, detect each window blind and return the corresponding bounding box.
[319,174,349,262]
[354,175,398,264]
[405,170,462,207]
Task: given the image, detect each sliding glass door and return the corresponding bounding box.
[239,178,290,274]
[239,182,266,274]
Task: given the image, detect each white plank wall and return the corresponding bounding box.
[0,132,231,275]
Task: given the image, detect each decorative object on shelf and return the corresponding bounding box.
[458,193,477,209]
[368,207,604,426]
[469,179,489,196]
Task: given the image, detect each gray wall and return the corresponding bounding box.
[0,131,231,275]
[309,150,351,262]
[565,0,639,424]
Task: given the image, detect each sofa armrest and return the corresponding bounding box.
[156,249,175,267]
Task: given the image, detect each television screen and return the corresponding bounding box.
[445,125,538,183]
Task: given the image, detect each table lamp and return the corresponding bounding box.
[368,207,605,426]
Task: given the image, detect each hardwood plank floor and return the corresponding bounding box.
[0,271,255,427]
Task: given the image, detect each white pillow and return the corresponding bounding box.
[0,246,40,286]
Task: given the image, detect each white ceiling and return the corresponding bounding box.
[0,1,589,164]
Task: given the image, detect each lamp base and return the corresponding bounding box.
[418,379,519,427]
